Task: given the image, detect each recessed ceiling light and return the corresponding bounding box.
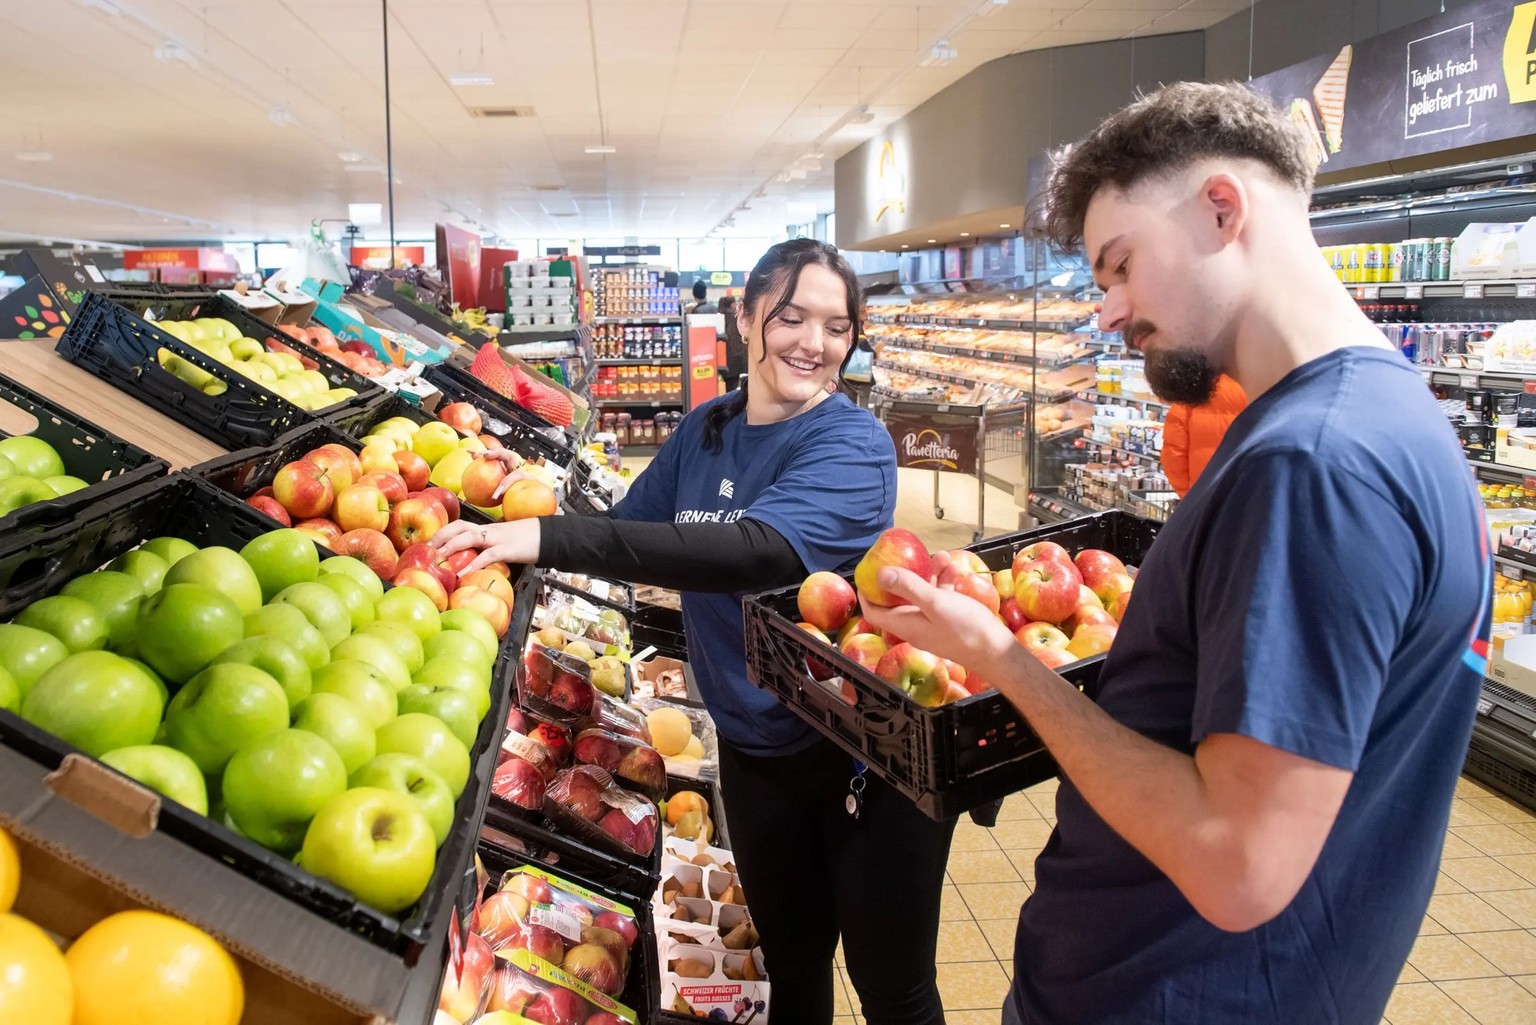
[337,151,362,163]
[268,107,298,127]
[960,232,970,237]
[1000,223,1011,228]
[15,151,53,163]
[901,244,909,248]
[928,239,937,243]
[584,145,617,155]
[344,163,387,174]
[449,73,495,87]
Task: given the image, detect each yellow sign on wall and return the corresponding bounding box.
[1505,1,1536,103]
[873,141,907,223]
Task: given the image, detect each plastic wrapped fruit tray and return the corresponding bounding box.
[419,362,576,469]
[743,510,1160,820]
[0,471,532,962]
[0,370,168,538]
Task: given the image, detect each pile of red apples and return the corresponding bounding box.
[794,528,1134,708]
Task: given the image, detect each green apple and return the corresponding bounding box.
[317,573,375,632]
[438,609,500,662]
[240,528,321,602]
[0,624,67,699]
[311,660,397,729]
[108,549,170,595]
[245,604,329,671]
[272,582,351,647]
[428,449,475,493]
[358,621,425,674]
[0,476,57,516]
[319,557,385,603]
[21,652,163,756]
[0,436,64,479]
[330,634,409,693]
[0,666,18,713]
[374,713,470,796]
[422,631,492,675]
[16,595,109,654]
[411,422,459,468]
[123,657,169,707]
[100,744,208,815]
[291,693,376,774]
[0,453,13,480]
[140,536,198,567]
[163,663,289,775]
[60,571,144,653]
[44,475,88,497]
[397,684,480,748]
[211,636,312,709]
[413,656,490,720]
[231,337,265,361]
[375,587,442,645]
[165,545,263,616]
[137,583,244,683]
[298,787,436,914]
[348,754,454,846]
[222,728,348,855]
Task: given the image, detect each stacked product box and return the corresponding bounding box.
[505,261,578,328]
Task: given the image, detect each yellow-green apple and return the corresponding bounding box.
[424,631,491,674]
[320,555,386,602]
[1066,622,1117,660]
[100,744,208,815]
[333,528,399,580]
[414,656,491,720]
[142,536,199,565]
[0,623,68,699]
[476,889,531,947]
[163,663,290,774]
[457,436,487,454]
[348,752,455,845]
[108,549,170,595]
[239,528,321,603]
[854,528,932,607]
[419,487,461,521]
[439,609,499,662]
[312,660,398,729]
[272,580,353,646]
[16,595,108,653]
[21,651,164,756]
[797,571,858,634]
[459,569,515,607]
[993,569,1015,599]
[388,498,450,551]
[244,604,330,672]
[412,422,460,467]
[364,432,404,453]
[291,692,377,775]
[357,472,408,506]
[399,683,479,749]
[459,458,507,508]
[448,586,511,636]
[211,636,312,708]
[437,402,483,436]
[305,444,362,492]
[274,459,335,520]
[501,479,557,521]
[318,573,377,632]
[246,495,291,525]
[332,634,410,693]
[397,544,459,594]
[395,568,450,612]
[393,451,431,492]
[1016,622,1070,652]
[166,544,265,616]
[375,713,470,795]
[998,596,1028,633]
[1092,571,1135,607]
[563,943,623,994]
[137,582,244,683]
[836,615,879,646]
[428,448,476,495]
[376,585,443,644]
[334,483,391,534]
[1074,549,1128,593]
[1110,589,1131,623]
[59,571,144,654]
[1032,646,1077,670]
[1016,559,1083,624]
[359,444,399,477]
[839,633,888,672]
[222,728,347,854]
[952,572,1001,615]
[298,786,437,914]
[361,620,427,673]
[439,932,495,1022]
[1012,541,1074,579]
[874,642,951,707]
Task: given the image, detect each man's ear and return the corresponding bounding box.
[1201,173,1247,243]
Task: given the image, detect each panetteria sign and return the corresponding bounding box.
[1249,0,1536,178]
[884,412,977,474]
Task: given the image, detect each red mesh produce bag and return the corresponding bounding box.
[469,343,576,428]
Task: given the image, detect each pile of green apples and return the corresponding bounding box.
[0,527,503,915]
[0,435,89,517]
[155,317,359,411]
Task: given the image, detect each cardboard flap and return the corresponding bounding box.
[46,753,160,838]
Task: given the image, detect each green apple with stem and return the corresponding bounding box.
[223,728,348,855]
[413,657,491,720]
[348,753,454,846]
[163,663,289,775]
[100,744,208,815]
[137,583,244,684]
[311,660,397,729]
[374,713,470,796]
[358,620,425,674]
[298,787,437,914]
[291,693,376,774]
[21,652,164,757]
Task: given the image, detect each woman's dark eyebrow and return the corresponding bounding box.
[780,301,850,324]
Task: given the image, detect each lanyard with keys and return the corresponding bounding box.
[846,759,867,819]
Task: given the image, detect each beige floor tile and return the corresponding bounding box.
[834,938,844,967]
[1407,934,1505,981]
[1511,822,1536,843]
[1463,796,1536,825]
[1440,857,1532,893]
[959,881,1033,921]
[1003,849,1040,883]
[1026,792,1058,818]
[935,960,1012,1011]
[935,920,1000,963]
[948,850,1024,886]
[1383,981,1480,1024]
[1454,824,1536,858]
[949,819,1002,853]
[941,885,972,922]
[1449,801,1502,828]
[832,1018,858,1025]
[1438,976,1536,1025]
[945,1010,1009,1025]
[1428,893,1521,934]
[1421,915,1449,938]
[1461,930,1536,976]
[1514,974,1536,998]
[1497,856,1536,886]
[1442,833,1485,860]
[978,918,1017,963]
[1025,777,1059,794]
[1481,889,1536,930]
[994,793,1043,822]
[1437,871,1470,896]
[1457,777,1497,799]
[833,966,853,1017]
[1399,961,1428,984]
[990,817,1057,849]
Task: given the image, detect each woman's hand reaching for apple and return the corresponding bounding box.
[860,568,1025,688]
[430,518,541,574]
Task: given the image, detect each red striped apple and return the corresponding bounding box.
[394,568,450,612]
[305,444,362,492]
[836,615,879,645]
[797,571,858,634]
[357,472,408,505]
[796,622,834,680]
[1012,541,1073,580]
[246,495,291,526]
[274,459,335,520]
[1032,646,1077,670]
[294,518,342,545]
[459,458,508,508]
[874,642,950,707]
[952,572,1001,615]
[387,498,450,551]
[392,451,430,492]
[438,402,483,436]
[1074,549,1128,593]
[1016,622,1069,652]
[838,632,888,672]
[1092,571,1135,607]
[854,528,932,608]
[1062,602,1116,636]
[334,484,390,533]
[1067,622,1117,659]
[1017,559,1083,624]
[999,597,1028,633]
[1110,589,1131,622]
[334,529,399,579]
[419,487,460,521]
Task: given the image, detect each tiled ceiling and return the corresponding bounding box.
[0,0,1249,246]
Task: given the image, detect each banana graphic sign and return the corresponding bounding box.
[1506,1,1536,103]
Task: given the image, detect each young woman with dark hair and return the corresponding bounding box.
[433,238,955,1025]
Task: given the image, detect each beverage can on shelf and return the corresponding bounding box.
[1387,243,1403,283]
[1345,244,1363,283]
[1434,238,1454,281]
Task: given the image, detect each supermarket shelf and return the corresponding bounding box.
[1496,551,1536,576]
[594,398,684,408]
[1027,491,1101,523]
[594,315,684,325]
[873,336,1087,369]
[1037,419,1093,444]
[1349,278,1536,302]
[867,313,1092,332]
[594,357,683,367]
[1079,437,1162,463]
[1076,389,1170,410]
[619,444,661,458]
[1472,458,1536,479]
[873,358,1070,403]
[1423,367,1536,389]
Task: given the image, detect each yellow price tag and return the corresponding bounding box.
[692,365,715,380]
[710,272,733,286]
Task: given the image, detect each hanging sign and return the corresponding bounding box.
[883,411,978,474]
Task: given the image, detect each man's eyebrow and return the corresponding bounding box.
[1094,234,1127,273]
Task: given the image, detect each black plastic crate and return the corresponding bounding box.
[0,371,168,537]
[743,510,1160,820]
[481,788,662,907]
[475,828,660,1021]
[0,471,527,959]
[566,456,620,516]
[634,603,687,663]
[424,360,581,451]
[664,773,729,852]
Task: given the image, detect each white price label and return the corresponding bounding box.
[1464,282,1485,299]
[1518,283,1536,299]
[529,904,584,944]
[1477,698,1493,716]
[1405,284,1425,300]
[1460,374,1480,389]
[1362,285,1380,300]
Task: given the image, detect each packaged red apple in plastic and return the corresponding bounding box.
[593,694,651,745]
[482,948,638,1023]
[521,643,601,724]
[479,865,642,996]
[437,926,494,1022]
[544,764,659,861]
[573,729,667,802]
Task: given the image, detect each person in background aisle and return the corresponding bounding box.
[688,278,718,314]
[1159,373,1248,497]
[718,294,748,391]
[434,239,956,1025]
[861,82,1489,1025]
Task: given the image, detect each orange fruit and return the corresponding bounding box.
[665,790,710,827]
[0,912,72,1025]
[0,827,18,914]
[65,910,242,1025]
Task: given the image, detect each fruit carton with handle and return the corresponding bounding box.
[657,939,769,1024]
[742,510,1160,820]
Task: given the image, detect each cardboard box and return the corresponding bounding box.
[1490,637,1536,700]
[1451,220,1534,280]
[659,939,769,1022]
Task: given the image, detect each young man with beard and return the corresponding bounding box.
[862,81,1490,1025]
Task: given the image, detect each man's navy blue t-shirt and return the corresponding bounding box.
[611,393,896,755]
[1009,348,1491,1024]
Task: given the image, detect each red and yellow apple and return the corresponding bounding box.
[305,444,362,492]
[460,569,514,608]
[294,517,342,545]
[359,444,398,477]
[333,529,399,579]
[392,451,431,492]
[394,568,450,612]
[501,480,557,522]
[836,615,879,646]
[1011,541,1073,579]
[854,528,932,608]
[839,632,888,672]
[1074,549,1128,593]
[952,572,1001,615]
[459,458,507,509]
[246,495,291,525]
[797,571,858,634]
[1016,622,1069,652]
[1016,559,1083,625]
[273,459,335,520]
[333,484,390,534]
[420,487,460,522]
[448,586,511,636]
[1066,622,1117,660]
[356,471,408,505]
[998,597,1028,633]
[1110,589,1131,623]
[874,642,950,707]
[1092,571,1135,607]
[387,498,451,551]
[438,402,483,436]
[1031,646,1077,670]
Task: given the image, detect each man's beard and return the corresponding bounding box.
[1144,345,1219,405]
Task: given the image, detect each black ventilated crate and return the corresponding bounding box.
[743,510,1160,820]
[424,360,581,452]
[481,794,663,907]
[566,457,620,516]
[475,829,660,1021]
[0,471,530,960]
[664,773,728,852]
[0,371,168,537]
[634,603,687,663]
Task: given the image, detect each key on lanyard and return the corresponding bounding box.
[846,760,867,819]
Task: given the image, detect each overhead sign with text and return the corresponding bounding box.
[1249,0,1536,176]
[884,412,977,474]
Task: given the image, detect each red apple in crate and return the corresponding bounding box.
[449,587,511,636]
[836,615,879,646]
[998,597,1029,633]
[460,459,508,509]
[839,633,888,673]
[485,963,534,1016]
[961,670,993,696]
[333,483,390,534]
[616,745,665,793]
[394,567,450,611]
[1074,549,1128,592]
[563,943,623,995]
[359,445,398,477]
[598,806,655,856]
[419,486,461,521]
[1016,622,1070,652]
[952,572,1001,614]
[444,548,480,578]
[305,443,362,491]
[1032,646,1077,670]
[506,707,529,736]
[357,471,408,506]
[246,495,291,526]
[438,930,495,1022]
[502,480,557,522]
[398,544,459,593]
[334,528,399,579]
[506,921,566,965]
[1092,572,1135,607]
[477,890,532,947]
[1012,541,1073,579]
[944,660,968,689]
[492,755,546,811]
[1017,559,1083,624]
[556,769,607,821]
[523,987,588,1025]
[1110,589,1131,623]
[528,723,572,766]
[387,497,450,550]
[392,450,431,492]
[593,911,638,950]
[274,459,336,519]
[875,643,951,707]
[294,517,342,545]
[994,569,1015,599]
[795,622,834,681]
[438,402,483,436]
[943,680,970,705]
[946,549,989,575]
[579,925,627,966]
[460,569,515,607]
[253,485,275,499]
[854,528,932,607]
[1062,602,1116,636]
[797,571,858,634]
[1067,623,1117,660]
[574,733,624,772]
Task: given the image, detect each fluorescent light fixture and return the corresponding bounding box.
[799,154,823,172]
[349,203,383,225]
[344,163,387,174]
[80,0,120,15]
[928,239,937,244]
[449,72,495,87]
[584,145,617,154]
[977,0,1008,15]
[337,151,362,163]
[921,39,957,67]
[999,223,1011,228]
[960,232,970,237]
[901,244,910,248]
[268,107,298,127]
[15,151,54,162]
[849,105,875,125]
[789,168,807,180]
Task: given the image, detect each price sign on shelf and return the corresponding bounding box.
[1526,381,1536,395]
[1464,282,1485,299]
[1362,285,1380,300]
[1518,283,1536,299]
[1459,373,1480,389]
[1524,476,1536,490]
[1477,698,1493,717]
[1405,284,1425,300]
